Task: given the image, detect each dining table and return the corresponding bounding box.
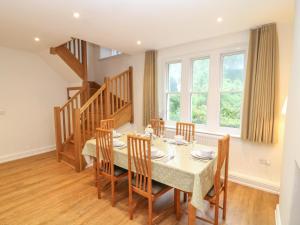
[82,131,217,225]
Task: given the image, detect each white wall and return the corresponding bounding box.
[39,49,82,86]
[0,46,68,162]
[279,1,300,224]
[93,22,293,193]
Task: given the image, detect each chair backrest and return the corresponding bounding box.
[127,135,152,195]
[100,119,115,130]
[150,119,165,137]
[214,135,230,192]
[95,128,114,176]
[176,122,195,142]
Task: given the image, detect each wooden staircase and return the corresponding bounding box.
[52,38,133,172]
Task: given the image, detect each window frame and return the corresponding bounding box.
[218,50,247,135]
[189,56,211,127]
[165,60,182,124]
[160,44,248,137]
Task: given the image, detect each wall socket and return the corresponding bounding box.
[259,159,271,166]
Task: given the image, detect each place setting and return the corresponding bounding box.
[191,148,215,160]
[150,146,166,160]
[164,135,189,146]
[113,137,126,149]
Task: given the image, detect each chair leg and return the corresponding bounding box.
[214,195,219,225]
[129,187,133,220]
[223,188,228,220]
[111,180,115,207]
[183,192,188,202]
[93,159,97,187]
[148,198,153,225]
[97,175,102,199]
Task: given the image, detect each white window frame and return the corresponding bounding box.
[189,56,210,128]
[165,60,182,126]
[217,51,247,136]
[160,44,248,137]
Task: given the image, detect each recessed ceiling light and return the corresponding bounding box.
[34,37,40,42]
[217,17,223,23]
[136,40,142,45]
[73,12,80,18]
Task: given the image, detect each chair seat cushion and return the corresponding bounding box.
[114,165,127,177]
[132,178,170,195]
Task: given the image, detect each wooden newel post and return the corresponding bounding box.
[104,77,111,118]
[54,107,62,162]
[129,66,134,123]
[73,109,82,172]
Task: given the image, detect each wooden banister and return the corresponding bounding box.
[51,38,88,82]
[80,84,106,113]
[67,87,81,99]
[54,67,133,172]
[54,107,62,162]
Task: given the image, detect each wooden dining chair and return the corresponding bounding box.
[150,119,165,137]
[196,135,230,225]
[127,135,173,225]
[176,122,195,202]
[96,128,128,206]
[100,119,115,130]
[176,122,195,142]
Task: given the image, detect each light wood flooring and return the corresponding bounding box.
[0,151,278,225]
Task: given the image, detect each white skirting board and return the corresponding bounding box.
[0,145,55,164]
[275,204,282,225]
[229,172,280,194]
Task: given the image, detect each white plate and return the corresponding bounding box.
[151,150,165,159]
[168,139,189,145]
[191,150,214,160]
[113,140,125,147]
[113,133,122,138]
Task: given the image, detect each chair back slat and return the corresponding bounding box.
[176,122,195,142]
[96,129,114,175]
[100,119,115,130]
[214,135,230,192]
[150,119,165,136]
[127,135,152,194]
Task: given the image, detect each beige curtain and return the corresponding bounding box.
[241,23,279,144]
[143,50,158,127]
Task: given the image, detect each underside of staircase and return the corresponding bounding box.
[52,38,134,172]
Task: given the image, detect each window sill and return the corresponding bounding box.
[164,125,241,139]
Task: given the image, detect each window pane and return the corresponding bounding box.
[222,53,245,92]
[168,63,181,92]
[167,94,180,121]
[191,93,208,124]
[192,58,209,92]
[220,53,245,128]
[220,92,242,128]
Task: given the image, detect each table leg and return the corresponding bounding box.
[93,158,97,186]
[174,189,181,220]
[188,195,196,225]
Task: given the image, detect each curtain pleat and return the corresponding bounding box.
[241,23,279,144]
[143,50,158,127]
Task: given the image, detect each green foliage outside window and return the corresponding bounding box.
[166,53,245,129]
[220,53,245,128]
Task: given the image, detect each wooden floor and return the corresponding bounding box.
[0,151,278,225]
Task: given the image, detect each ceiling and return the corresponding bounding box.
[0,0,294,54]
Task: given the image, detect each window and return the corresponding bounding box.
[191,58,210,124]
[166,62,181,121]
[161,45,247,136]
[220,53,245,128]
[99,47,122,60]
